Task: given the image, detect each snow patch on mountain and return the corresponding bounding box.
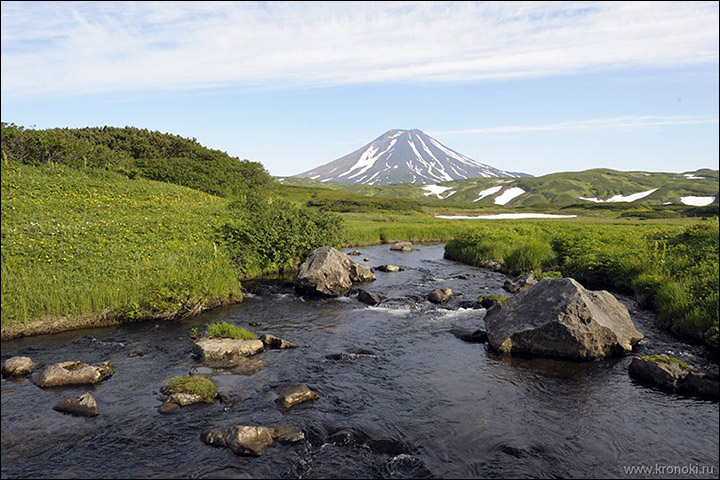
[680,196,715,206]
[579,188,658,203]
[494,187,526,205]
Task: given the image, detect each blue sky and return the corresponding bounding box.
[1,1,718,177]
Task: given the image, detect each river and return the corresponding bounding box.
[1,243,718,478]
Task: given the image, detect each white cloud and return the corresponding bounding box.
[430,115,720,135]
[1,1,718,97]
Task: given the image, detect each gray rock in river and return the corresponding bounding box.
[503,273,537,293]
[629,355,719,400]
[260,334,298,349]
[357,289,385,306]
[193,338,264,366]
[202,425,275,456]
[485,278,643,360]
[428,288,453,304]
[53,392,100,417]
[272,383,320,410]
[450,328,488,344]
[390,241,413,252]
[296,246,375,297]
[270,424,306,444]
[32,361,115,387]
[377,264,403,272]
[2,356,38,377]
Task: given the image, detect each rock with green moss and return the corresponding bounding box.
[629,355,719,400]
[159,375,217,413]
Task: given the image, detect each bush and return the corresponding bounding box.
[206,321,256,340]
[166,376,217,403]
[218,197,344,276]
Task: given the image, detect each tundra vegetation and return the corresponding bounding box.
[1,123,717,346]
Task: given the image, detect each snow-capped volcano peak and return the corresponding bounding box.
[295,129,529,185]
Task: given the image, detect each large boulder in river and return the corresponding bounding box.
[32,361,115,387]
[485,278,643,360]
[2,356,38,377]
[296,246,375,297]
[202,425,275,456]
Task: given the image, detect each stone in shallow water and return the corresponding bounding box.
[428,288,452,304]
[193,338,264,365]
[270,424,305,444]
[450,329,488,344]
[357,289,385,306]
[390,242,413,252]
[32,361,115,387]
[202,425,275,456]
[296,246,375,297]
[2,356,37,377]
[485,278,643,360]
[629,355,719,400]
[260,334,298,349]
[377,264,402,272]
[272,383,320,410]
[53,392,100,417]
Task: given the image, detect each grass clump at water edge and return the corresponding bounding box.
[206,321,256,340]
[166,376,217,403]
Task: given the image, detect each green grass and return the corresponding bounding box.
[638,355,690,370]
[166,376,217,403]
[1,161,242,330]
[206,321,256,340]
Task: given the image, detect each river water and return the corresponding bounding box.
[2,244,718,478]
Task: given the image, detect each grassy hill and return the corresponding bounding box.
[1,161,241,337]
[279,168,719,208]
[1,123,273,198]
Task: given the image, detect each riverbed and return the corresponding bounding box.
[1,243,718,478]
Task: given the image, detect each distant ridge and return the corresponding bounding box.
[295,129,530,185]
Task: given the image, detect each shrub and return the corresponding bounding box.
[166,376,217,403]
[206,321,256,340]
[218,197,343,276]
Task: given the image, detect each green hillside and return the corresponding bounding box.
[1,123,273,198]
[279,168,719,208]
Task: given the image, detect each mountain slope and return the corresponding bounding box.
[280,168,719,208]
[296,129,529,185]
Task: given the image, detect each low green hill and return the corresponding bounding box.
[1,123,274,198]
